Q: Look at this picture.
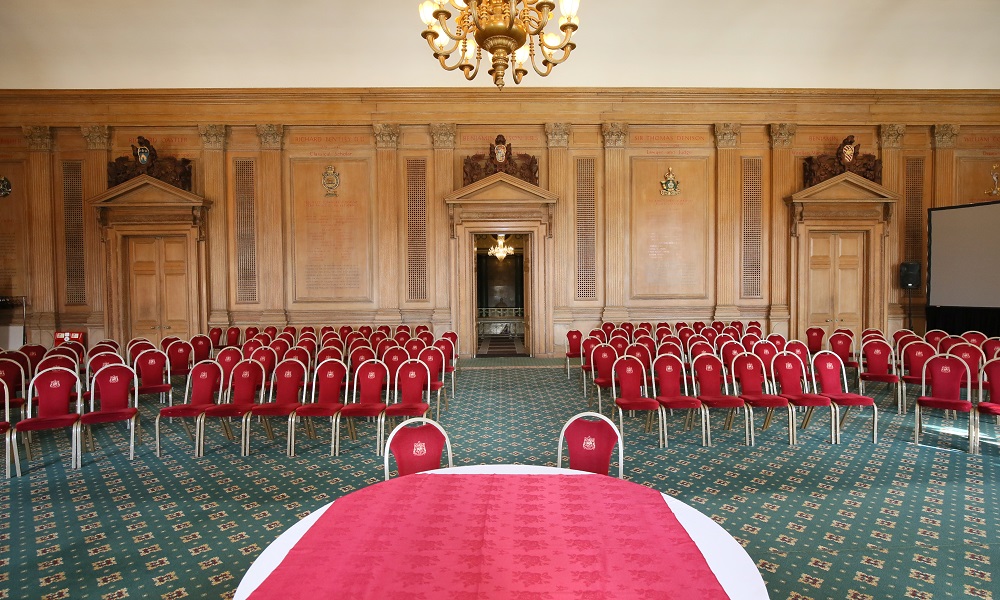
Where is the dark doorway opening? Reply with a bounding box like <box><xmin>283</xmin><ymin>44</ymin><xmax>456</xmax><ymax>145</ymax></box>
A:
<box><xmin>475</xmin><ymin>234</ymin><xmax>528</xmax><ymax>357</ymax></box>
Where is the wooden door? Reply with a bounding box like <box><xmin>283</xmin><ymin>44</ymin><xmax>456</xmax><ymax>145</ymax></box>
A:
<box><xmin>127</xmin><ymin>236</ymin><xmax>191</xmax><ymax>345</ymax></box>
<box><xmin>807</xmin><ymin>231</ymin><xmax>866</xmax><ymax>339</ymax></box>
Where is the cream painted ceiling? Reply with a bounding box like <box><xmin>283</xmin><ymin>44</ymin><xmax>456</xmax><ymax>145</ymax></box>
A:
<box><xmin>1</xmin><ymin>0</ymin><xmax>998</xmax><ymax>90</ymax></box>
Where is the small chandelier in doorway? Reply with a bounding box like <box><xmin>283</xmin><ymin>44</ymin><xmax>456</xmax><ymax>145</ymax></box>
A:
<box><xmin>488</xmin><ymin>234</ymin><xmax>513</xmax><ymax>261</ymax></box>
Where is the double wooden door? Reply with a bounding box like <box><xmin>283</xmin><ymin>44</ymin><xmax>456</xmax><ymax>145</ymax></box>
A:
<box><xmin>806</xmin><ymin>231</ymin><xmax>865</xmax><ymax>339</ymax></box>
<box><xmin>127</xmin><ymin>236</ymin><xmax>192</xmax><ymax>346</ymax></box>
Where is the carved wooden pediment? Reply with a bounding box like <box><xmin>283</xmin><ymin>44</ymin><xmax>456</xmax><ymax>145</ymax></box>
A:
<box><xmin>445</xmin><ymin>172</ymin><xmax>557</xmax><ymax>238</ymax></box>
<box><xmin>788</xmin><ymin>172</ymin><xmax>898</xmax><ymax>235</ymax></box>
<box><xmin>91</xmin><ymin>174</ymin><xmax>211</xmax><ymax>239</ymax></box>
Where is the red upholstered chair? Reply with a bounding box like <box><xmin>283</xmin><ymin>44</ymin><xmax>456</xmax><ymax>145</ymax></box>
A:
<box><xmin>250</xmin><ymin>346</ymin><xmax>279</xmax><ymax>391</ymax></box>
<box><xmin>255</xmin><ymin>332</ymin><xmax>273</xmax><ymax>346</ymax></box>
<box><xmin>416</xmin><ymin>331</ymin><xmax>435</xmax><ymax>346</ymax></box>
<box><xmin>434</xmin><ymin>337</ymin><xmax>457</xmax><ymax>398</ymax></box>
<box><xmin>241</xmin><ymin>338</ymin><xmax>262</xmax><ymax>359</ymax></box>
<box><xmin>16</xmin><ymin>366</ymin><xmax>82</xmax><ymax>471</ymax></box>
<box><xmin>403</xmin><ymin>337</ymin><xmax>426</xmax><ymax>360</ymax></box>
<box><xmin>348</xmin><ymin>346</ymin><xmax>376</xmax><ymax>381</ymax></box>
<box><xmin>924</xmin><ymin>329</ymin><xmax>948</xmax><ymax>350</ymax></box>
<box><xmin>828</xmin><ymin>332</ymin><xmax>859</xmax><ymax>389</ymax></box>
<box><xmin>80</xmin><ymin>364</ymin><xmax>140</xmax><ymax>461</ymax></box>
<box><xmin>223</xmin><ymin>326</ymin><xmax>241</xmax><ymax>347</ymax></box>
<box><xmin>285</xmin><ymin>346</ymin><xmax>312</xmax><ymax>378</ymax></box>
<box><xmin>900</xmin><ymin>340</ymin><xmax>935</xmax><ymax>407</ymax></box>
<box><xmin>418</xmin><ymin>345</ymin><xmax>449</xmax><ymax>420</ymax></box>
<box><xmin>36</xmin><ymin>355</ymin><xmax>78</xmax><ymax>382</ymax></box>
<box><xmin>292</xmin><ymin>358</ymin><xmax>348</xmax><ymax>456</ymax></box>
<box><xmin>718</xmin><ymin>341</ymin><xmax>743</xmax><ymax>384</ymax></box>
<box><xmin>154</xmin><ymin>360</ymin><xmax>222</xmax><ymax>457</ymax></box>
<box><xmin>335</xmin><ymin>359</ymin><xmax>389</xmax><ymax>456</ymax></box>
<box><xmin>962</xmin><ymin>330</ymin><xmax>988</xmax><ymax>346</ymax></box>
<box><xmin>375</xmin><ymin>339</ymin><xmax>398</xmax><ymax>360</ymax></box>
<box><xmin>383</xmin><ymin>417</ymin><xmax>453</xmax><ymax>480</ymax></box>
<box><xmin>565</xmin><ymin>330</ymin><xmax>584</xmax><ymax>379</ymax></box>
<box><xmin>653</xmin><ymin>326</ymin><xmax>672</xmax><ymax>342</ymax></box>
<box><xmin>262</xmin><ymin>325</ymin><xmax>278</xmax><ymax>338</ymax></box>
<box><xmin>805</xmin><ymin>327</ymin><xmax>825</xmax><ymax>354</ymax></box>
<box><xmin>948</xmin><ymin>342</ymin><xmax>986</xmax><ymax>396</ymax></box>
<box><xmin>188</xmin><ymin>335</ymin><xmax>212</xmax><ymax>365</ymax></box>
<box><xmin>765</xmin><ymin>333</ymin><xmax>787</xmax><ymax>352</ymax></box>
<box><xmin>213</xmin><ymin>347</ymin><xmax>242</xmax><ymax>394</ymax></box>
<box><xmin>381</xmin><ymin>359</ymin><xmax>433</xmax><ymax>454</ymax></box>
<box><xmin>395</xmin><ymin>324</ymin><xmax>412</xmax><ymax>336</ymax></box>
<box><xmin>691</xmin><ymin>321</ymin><xmax>706</xmax><ymax>334</ymax></box>
<box><xmin>197</xmin><ymin>359</ymin><xmax>264</xmax><ymax>457</ymax></box>
<box><xmin>973</xmin><ymin>357</ymin><xmax>1000</xmax><ymax>453</ymax></box>
<box><xmin>859</xmin><ymin>338</ymin><xmax>903</xmax><ymax>413</ymax></box>
<box><xmin>982</xmin><ymin>337</ymin><xmax>1000</xmax><ymax>361</ymax></box>
<box><xmin>728</xmin><ymin>321</ymin><xmax>745</xmax><ymax>336</ymax></box>
<box><xmin>619</xmin><ymin>322</ymin><xmax>636</xmax><ymax>340</ymax></box>
<box><xmin>590</xmin><ymin>343</ymin><xmax>618</xmax><ymax>414</ymax></box>
<box><xmin>812</xmin><ymin>350</ymin><xmax>878</xmax><ymax>443</ymax></box>
<box><xmin>244</xmin><ymin>325</ymin><xmax>261</xmax><ymax>340</ymax></box>
<box><xmin>751</xmin><ymin>341</ymin><xmax>779</xmax><ymax>390</ymax></box>
<box><xmin>608</xmin><ymin>336</ymin><xmax>629</xmax><ymax>360</ymax></box>
<box><xmin>712</xmin><ymin>333</ymin><xmax>735</xmax><ymax>352</ymax></box>
<box><xmin>740</xmin><ymin>334</ymin><xmax>761</xmax><ymax>353</ymax></box>
<box><xmin>93</xmin><ymin>339</ymin><xmax>121</xmax><ymax>353</ymax></box>
<box><xmin>126</xmin><ymin>339</ymin><xmax>155</xmax><ymax>365</ymax></box>
<box><xmin>82</xmin><ymin>351</ymin><xmax>125</xmax><ymax>406</ymax></box>
<box><xmin>46</xmin><ymin>345</ymin><xmax>81</xmax><ymax>365</ymax></box>
<box><xmin>392</xmin><ymin>331</ymin><xmax>410</xmax><ymax>346</ymax></box>
<box><xmin>914</xmin><ymin>354</ymin><xmax>973</xmax><ymax>452</ymax></box>
<box><xmin>338</xmin><ymin>325</ymin><xmax>354</xmax><ymax>339</ymax></box>
<box><xmin>157</xmin><ymin>336</ymin><xmax>179</xmax><ymax>353</ymax></box>
<box><xmin>414</xmin><ymin>325</ymin><xmax>430</xmax><ymax>335</ymax></box>
<box><xmin>771</xmin><ymin>351</ymin><xmax>836</xmax><ymax>444</ymax></box>
<box><xmin>580</xmin><ymin>337</ymin><xmax>601</xmax><ymax>397</ymax></box>
<box><xmin>892</xmin><ymin>329</ymin><xmax>915</xmax><ymax>346</ymax></box>
<box><xmin>208</xmin><ymin>327</ymin><xmax>223</xmax><ymax>350</ymax></box>
<box><xmin>383</xmin><ymin>346</ymin><xmax>410</xmax><ymax>394</ymax></box>
<box><xmin>557</xmin><ymin>412</ymin><xmax>623</xmax><ymax>478</ymax></box>
<box><xmin>938</xmin><ymin>335</ymin><xmax>966</xmax><ymax>355</ymax></box>
<box><xmin>1</xmin><ymin>379</ymin><xmax>22</xmax><ymax>477</ymax></box>
<box><xmin>247</xmin><ymin>357</ymin><xmax>308</xmax><ymax>456</ymax></box>
<box><xmin>611</xmin><ymin>355</ymin><xmax>663</xmax><ymax>447</ymax></box>
<box><xmin>588</xmin><ymin>328</ymin><xmax>607</xmax><ymax>343</ymax></box>
<box><xmin>745</xmin><ymin>326</ymin><xmax>763</xmax><ymax>338</ymax></box>
<box><xmin>651</xmin><ymin>354</ymin><xmax>704</xmax><ymax>446</ymax></box>
<box><xmin>269</xmin><ymin>338</ymin><xmax>290</xmax><ymax>362</ymax></box>
<box><xmin>600</xmin><ymin>322</ymin><xmax>616</xmax><ymax>338</ymax></box>
<box><xmin>656</xmin><ymin>341</ymin><xmax>682</xmax><ymax>359</ymax></box>
<box><xmin>19</xmin><ymin>344</ymin><xmax>47</xmax><ymax>377</ymax></box>
<box><xmin>691</xmin><ymin>354</ymin><xmax>746</xmax><ymax>447</ymax></box>
<box><xmin>731</xmin><ymin>353</ymin><xmax>793</xmax><ymax>446</ymax></box>
<box><xmin>134</xmin><ymin>348</ymin><xmax>173</xmax><ymax>405</ymax></box>
<box><xmin>0</xmin><ymin>358</ymin><xmax>27</xmax><ymax>423</ymax></box>
<box><xmin>282</xmin><ymin>325</ymin><xmax>298</xmax><ymax>338</ymax></box>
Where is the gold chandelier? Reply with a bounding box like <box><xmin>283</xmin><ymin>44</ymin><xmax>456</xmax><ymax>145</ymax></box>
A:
<box><xmin>488</xmin><ymin>234</ymin><xmax>513</xmax><ymax>260</ymax></box>
<box><xmin>418</xmin><ymin>0</ymin><xmax>580</xmax><ymax>90</ymax></box>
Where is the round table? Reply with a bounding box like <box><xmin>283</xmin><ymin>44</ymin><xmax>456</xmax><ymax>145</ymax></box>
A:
<box><xmin>235</xmin><ymin>465</ymin><xmax>769</xmax><ymax>599</ymax></box>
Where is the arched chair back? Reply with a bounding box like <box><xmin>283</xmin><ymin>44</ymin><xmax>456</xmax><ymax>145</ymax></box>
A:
<box><xmin>159</xmin><ymin>336</ymin><xmax>180</xmax><ymax>352</ymax></box>
<box><xmin>805</xmin><ymin>327</ymin><xmax>825</xmax><ymax>354</ymax></box>
<box><xmin>241</xmin><ymin>338</ymin><xmax>263</xmax><ymax>359</ymax></box>
<box><xmin>403</xmin><ymin>337</ymin><xmax>426</xmax><ymax>359</ymax></box>
<box><xmin>262</xmin><ymin>325</ymin><xmax>278</xmax><ymax>338</ymax></box>
<box><xmin>396</xmin><ymin>324</ymin><xmax>412</xmax><ymax>336</ymax></box>
<box><xmin>19</xmin><ymin>344</ymin><xmax>47</xmax><ymax>376</ymax></box>
<box><xmin>82</xmin><ymin>364</ymin><xmax>140</xmax><ymax>459</ymax></box>
<box><xmin>924</xmin><ymin>329</ymin><xmax>948</xmax><ymax>350</ymax></box>
<box><xmin>17</xmin><ymin>366</ymin><xmax>82</xmax><ymax>470</ymax></box>
<box><xmin>269</xmin><ymin>338</ymin><xmax>291</xmax><ymax>361</ymax></box>
<box><xmin>784</xmin><ymin>341</ymin><xmax>815</xmax><ymax>375</ymax></box>
<box><xmin>600</xmin><ymin>322</ymin><xmax>616</xmax><ymax>337</ymax></box>
<box><xmin>765</xmin><ymin>333</ymin><xmax>786</xmax><ymax>352</ymax></box>
<box><xmin>565</xmin><ymin>330</ymin><xmax>584</xmax><ymax>378</ymax></box>
<box><xmin>948</xmin><ymin>343</ymin><xmax>986</xmax><ymax>389</ymax></box>
<box><xmin>224</xmin><ymin>326</ymin><xmax>242</xmax><ymax>347</ymax></box>
<box><xmin>383</xmin><ymin>417</ymin><xmax>453</xmax><ymax>480</ymax></box>
<box><xmin>416</xmin><ymin>331</ymin><xmax>435</xmax><ymax>346</ymax></box>
<box><xmin>984</xmin><ymin>337</ymin><xmax>1000</xmax><ymax>361</ymax></box>
<box><xmin>249</xmin><ymin>346</ymin><xmax>279</xmax><ymax>383</ymax></box>
<box><xmin>556</xmin><ymin>411</ymin><xmax>623</xmax><ymax>478</ymax></box>
<box><xmin>700</xmin><ymin>327</ymin><xmax>718</xmax><ymax>346</ymax></box>
<box><xmin>215</xmin><ymin>347</ymin><xmax>243</xmax><ymax>394</ymax></box>
<box><xmin>938</xmin><ymin>335</ymin><xmax>966</xmax><ymax>354</ymax></box>
<box><xmin>37</xmin><ymin>354</ymin><xmax>77</xmax><ymax>375</ymax></box>
<box><xmin>962</xmin><ymin>330</ymin><xmax>988</xmax><ymax>346</ymax></box>
<box><xmin>393</xmin><ymin>331</ymin><xmax>411</xmax><ymax>346</ymax></box>
<box><xmin>208</xmin><ymin>327</ymin><xmax>223</xmax><ymax>349</ymax></box>
<box><xmin>285</xmin><ymin>347</ymin><xmax>311</xmax><ymax>375</ymax></box>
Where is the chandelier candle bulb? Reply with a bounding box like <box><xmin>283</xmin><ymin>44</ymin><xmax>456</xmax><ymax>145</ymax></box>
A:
<box><xmin>419</xmin><ymin>0</ymin><xmax>579</xmax><ymax>89</ymax></box>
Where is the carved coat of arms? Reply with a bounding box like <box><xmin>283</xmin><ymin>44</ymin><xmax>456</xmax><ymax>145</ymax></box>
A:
<box><xmin>322</xmin><ymin>165</ymin><xmax>341</xmax><ymax>197</ymax></box>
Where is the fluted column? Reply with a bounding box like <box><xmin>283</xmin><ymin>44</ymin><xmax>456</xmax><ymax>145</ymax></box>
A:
<box><xmin>714</xmin><ymin>123</ymin><xmax>742</xmax><ymax>321</ymax></box>
<box><xmin>768</xmin><ymin>123</ymin><xmax>796</xmax><ymax>337</ymax></box>
<box><xmin>81</xmin><ymin>126</ymin><xmax>109</xmax><ymax>336</ymax></box>
<box><xmin>199</xmin><ymin>125</ymin><xmax>230</xmax><ymax>328</ymax></box>
<box><xmin>430</xmin><ymin>123</ymin><xmax>455</xmax><ymax>333</ymax></box>
<box><xmin>255</xmin><ymin>124</ymin><xmax>286</xmax><ymax>326</ymax></box>
<box><xmin>23</xmin><ymin>126</ymin><xmax>57</xmax><ymax>342</ymax></box>
<box><xmin>546</xmin><ymin>123</ymin><xmax>570</xmax><ymax>309</ymax></box>
<box><xmin>601</xmin><ymin>123</ymin><xmax>629</xmax><ymax>323</ymax></box>
<box><xmin>374</xmin><ymin>124</ymin><xmax>401</xmax><ymax>324</ymax></box>
<box><xmin>933</xmin><ymin>125</ymin><xmax>959</xmax><ymax>208</ymax></box>
<box><xmin>880</xmin><ymin>124</ymin><xmax>906</xmax><ymax>330</ymax></box>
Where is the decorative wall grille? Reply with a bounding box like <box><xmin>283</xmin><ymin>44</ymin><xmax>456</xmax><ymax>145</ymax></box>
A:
<box><xmin>62</xmin><ymin>161</ymin><xmax>86</xmax><ymax>305</ymax></box>
<box><xmin>741</xmin><ymin>156</ymin><xmax>763</xmax><ymax>299</ymax></box>
<box><xmin>233</xmin><ymin>158</ymin><xmax>259</xmax><ymax>303</ymax></box>
<box><xmin>575</xmin><ymin>157</ymin><xmax>597</xmax><ymax>300</ymax></box>
<box><xmin>406</xmin><ymin>159</ymin><xmax>428</xmax><ymax>301</ymax></box>
<box><xmin>904</xmin><ymin>157</ymin><xmax>926</xmax><ymax>262</ymax></box>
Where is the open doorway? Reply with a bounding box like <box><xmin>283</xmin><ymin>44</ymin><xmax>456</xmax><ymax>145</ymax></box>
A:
<box><xmin>474</xmin><ymin>233</ymin><xmax>529</xmax><ymax>357</ymax></box>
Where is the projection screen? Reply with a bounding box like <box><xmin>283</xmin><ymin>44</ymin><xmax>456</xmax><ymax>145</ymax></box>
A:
<box><xmin>927</xmin><ymin>200</ymin><xmax>1000</xmax><ymax>308</ymax></box>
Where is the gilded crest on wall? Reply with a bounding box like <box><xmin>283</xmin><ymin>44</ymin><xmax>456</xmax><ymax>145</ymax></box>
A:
<box><xmin>463</xmin><ymin>134</ymin><xmax>539</xmax><ymax>186</ymax></box>
<box><xmin>660</xmin><ymin>168</ymin><xmax>680</xmax><ymax>196</ymax></box>
<box><xmin>322</xmin><ymin>165</ymin><xmax>341</xmax><ymax>197</ymax></box>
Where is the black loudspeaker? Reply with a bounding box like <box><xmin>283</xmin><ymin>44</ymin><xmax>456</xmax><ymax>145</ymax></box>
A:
<box><xmin>899</xmin><ymin>261</ymin><xmax>921</xmax><ymax>289</ymax></box>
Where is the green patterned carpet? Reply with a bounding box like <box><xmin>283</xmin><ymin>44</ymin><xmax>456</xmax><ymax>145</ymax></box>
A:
<box><xmin>2</xmin><ymin>358</ymin><xmax>997</xmax><ymax>599</ymax></box>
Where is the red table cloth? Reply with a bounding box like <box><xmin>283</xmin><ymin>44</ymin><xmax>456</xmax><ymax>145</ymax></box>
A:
<box><xmin>249</xmin><ymin>473</ymin><xmax>729</xmax><ymax>599</ymax></box>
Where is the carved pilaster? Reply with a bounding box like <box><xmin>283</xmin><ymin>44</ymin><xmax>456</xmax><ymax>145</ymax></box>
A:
<box><xmin>714</xmin><ymin>123</ymin><xmax>741</xmax><ymax>149</ymax></box>
<box><xmin>769</xmin><ymin>123</ymin><xmax>797</xmax><ymax>149</ymax></box>
<box><xmin>81</xmin><ymin>126</ymin><xmax>110</xmax><ymax>151</ymax></box>
<box><xmin>933</xmin><ymin>124</ymin><xmax>959</xmax><ymax>149</ymax></box>
<box><xmin>373</xmin><ymin>124</ymin><xmax>401</xmax><ymax>149</ymax></box>
<box><xmin>256</xmin><ymin>124</ymin><xmax>284</xmax><ymax>150</ymax></box>
<box><xmin>880</xmin><ymin>124</ymin><xmax>906</xmax><ymax>149</ymax></box>
<box><xmin>430</xmin><ymin>123</ymin><xmax>456</xmax><ymax>149</ymax></box>
<box><xmin>601</xmin><ymin>123</ymin><xmax>628</xmax><ymax>148</ymax></box>
<box><xmin>545</xmin><ymin>123</ymin><xmax>570</xmax><ymax>148</ymax></box>
<box><xmin>23</xmin><ymin>126</ymin><xmax>53</xmax><ymax>151</ymax></box>
<box><xmin>199</xmin><ymin>124</ymin><xmax>228</xmax><ymax>151</ymax></box>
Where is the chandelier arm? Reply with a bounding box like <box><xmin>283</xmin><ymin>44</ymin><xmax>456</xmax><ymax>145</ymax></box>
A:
<box><xmin>528</xmin><ymin>50</ymin><xmax>555</xmax><ymax>77</ymax></box>
<box><xmin>432</xmin><ymin>13</ymin><xmax>473</xmax><ymax>42</ymax></box>
<box><xmin>537</xmin><ymin>24</ymin><xmax>576</xmax><ymax>50</ymax></box>
<box><xmin>536</xmin><ymin>43</ymin><xmax>574</xmax><ymax>68</ymax></box>
<box><xmin>519</xmin><ymin>4</ymin><xmax>552</xmax><ymax>36</ymax></box>
<box><xmin>424</xmin><ymin>32</ymin><xmax>465</xmax><ymax>58</ymax></box>
<box><xmin>436</xmin><ymin>51</ymin><xmax>481</xmax><ymax>76</ymax></box>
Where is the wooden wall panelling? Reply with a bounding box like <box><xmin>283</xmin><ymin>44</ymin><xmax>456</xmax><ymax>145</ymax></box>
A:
<box><xmin>601</xmin><ymin>123</ymin><xmax>629</xmax><ymax>324</ymax></box>
<box><xmin>81</xmin><ymin>126</ymin><xmax>110</xmax><ymax>342</ymax></box>
<box><xmin>769</xmin><ymin>123</ymin><xmax>797</xmax><ymax>337</ymax></box>
<box><xmin>879</xmin><ymin>124</ymin><xmax>906</xmax><ymax>334</ymax></box>
<box><xmin>22</xmin><ymin>126</ymin><xmax>57</xmax><ymax>344</ymax></box>
<box><xmin>932</xmin><ymin>124</ymin><xmax>960</xmax><ymax>208</ymax></box>
<box><xmin>713</xmin><ymin>123</ymin><xmax>741</xmax><ymax>322</ymax></box>
<box><xmin>373</xmin><ymin>124</ymin><xmax>401</xmax><ymax>325</ymax></box>
<box><xmin>545</xmin><ymin>122</ymin><xmax>572</xmax><ymax>346</ymax></box>
<box><xmin>628</xmin><ymin>156</ymin><xmax>711</xmax><ymax>302</ymax></box>
<box><xmin>430</xmin><ymin>124</ymin><xmax>456</xmax><ymax>334</ymax></box>
<box><xmin>288</xmin><ymin>158</ymin><xmax>374</xmax><ymax>304</ymax></box>
<box><xmin>255</xmin><ymin>124</ymin><xmax>286</xmax><ymax>327</ymax></box>
<box><xmin>199</xmin><ymin>124</ymin><xmax>230</xmax><ymax>329</ymax></box>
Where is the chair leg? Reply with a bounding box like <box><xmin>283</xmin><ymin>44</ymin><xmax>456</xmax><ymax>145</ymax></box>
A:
<box><xmin>155</xmin><ymin>414</ymin><xmax>163</xmax><ymax>457</ymax></box>
<box><xmin>787</xmin><ymin>405</ymin><xmax>796</xmax><ymax>445</ymax></box>
<box><xmin>914</xmin><ymin>404</ymin><xmax>921</xmax><ymax>444</ymax></box>
<box><xmin>744</xmin><ymin>406</ymin><xmax>754</xmax><ymax>446</ymax></box>
<box><xmin>241</xmin><ymin>414</ymin><xmax>252</xmax><ymax>456</ymax></box>
<box><xmin>129</xmin><ymin>416</ymin><xmax>136</xmax><ymax>460</ymax></box>
<box><xmin>704</xmin><ymin>408</ymin><xmax>713</xmax><ymax>447</ymax></box>
<box><xmin>332</xmin><ymin>414</ymin><xmax>341</xmax><ymax>456</ymax></box>
<box><xmin>662</xmin><ymin>407</ymin><xmax>669</xmax><ymax>448</ymax></box>
<box><xmin>871</xmin><ymin>404</ymin><xmax>878</xmax><ymax>444</ymax></box>
<box><xmin>287</xmin><ymin>413</ymin><xmax>296</xmax><ymax>457</ymax></box>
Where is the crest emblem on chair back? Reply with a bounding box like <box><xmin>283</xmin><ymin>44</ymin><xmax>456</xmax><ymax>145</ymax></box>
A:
<box><xmin>923</xmin><ymin>355</ymin><xmax>968</xmax><ymax>400</ymax></box>
<box><xmin>393</xmin><ymin>331</ymin><xmax>411</xmax><ymax>345</ymax></box>
<box><xmin>609</xmin><ymin>337</ymin><xmax>629</xmax><ymax>357</ymax></box>
<box><xmin>250</xmin><ymin>347</ymin><xmax>278</xmax><ymax>380</ymax></box>
<box><xmin>903</xmin><ymin>341</ymin><xmax>935</xmax><ymax>377</ymax></box>
<box><xmin>338</xmin><ymin>325</ymin><xmax>353</xmax><ymax>339</ymax></box>
<box><xmin>765</xmin><ymin>334</ymin><xmax>786</xmax><ymax>352</ymax></box>
<box><xmin>191</xmin><ymin>335</ymin><xmax>213</xmax><ymax>363</ymax></box>
<box><xmin>581</xmin><ymin>337</ymin><xmax>600</xmax><ymax>368</ymax></box>
<box><xmin>924</xmin><ymin>329</ymin><xmax>947</xmax><ymax>349</ymax></box>
<box><xmin>772</xmin><ymin>352</ymin><xmax>808</xmax><ymax>394</ymax></box>
<box><xmin>559</xmin><ymin>412</ymin><xmax>622</xmax><ymax>478</ymax></box>
<box><xmin>592</xmin><ymin>345</ymin><xmax>617</xmax><ymax>381</ymax></box>
<box><xmin>752</xmin><ymin>341</ymin><xmax>778</xmax><ymax>376</ymax></box>
<box><xmin>962</xmin><ymin>331</ymin><xmax>987</xmax><ymax>346</ymax></box>
<box><xmin>224</xmin><ymin>326</ymin><xmax>241</xmax><ymax>347</ymax></box>
<box><xmin>939</xmin><ymin>336</ymin><xmax>965</xmax><ymax>354</ymax></box>
<box><xmin>600</xmin><ymin>322</ymin><xmax>616</xmax><ymax>337</ymax></box>
<box><xmin>740</xmin><ymin>335</ymin><xmax>760</xmax><ymax>352</ymax></box>
<box><xmin>384</xmin><ymin>418</ymin><xmax>452</xmax><ymax>479</ymax></box>
<box><xmin>38</xmin><ymin>354</ymin><xmax>76</xmax><ymax>374</ymax></box>
<box><xmin>862</xmin><ymin>339</ymin><xmax>894</xmax><ymax>375</ymax></box>
<box><xmin>241</xmin><ymin>339</ymin><xmax>262</xmax><ymax>359</ymax></box>
<box><xmin>263</xmin><ymin>326</ymin><xmax>278</xmax><ymax>338</ymax></box>
<box><xmin>404</xmin><ymin>338</ymin><xmax>426</xmax><ymax>359</ymax></box>
<box><xmin>215</xmin><ymin>348</ymin><xmax>242</xmax><ymax>389</ymax></box>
